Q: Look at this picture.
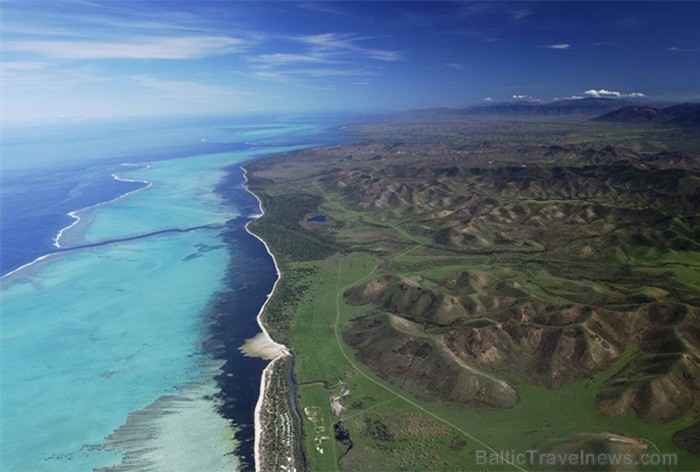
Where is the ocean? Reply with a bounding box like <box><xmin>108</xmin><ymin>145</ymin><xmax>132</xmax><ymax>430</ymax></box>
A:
<box><xmin>0</xmin><ymin>114</ymin><xmax>357</xmax><ymax>470</ymax></box>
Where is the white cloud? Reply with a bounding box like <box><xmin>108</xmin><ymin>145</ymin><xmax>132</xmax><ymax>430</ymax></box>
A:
<box><xmin>510</xmin><ymin>9</ymin><xmax>531</xmax><ymax>21</ymax></box>
<box><xmin>541</xmin><ymin>43</ymin><xmax>571</xmax><ymax>49</ymax></box>
<box><xmin>512</xmin><ymin>94</ymin><xmax>530</xmax><ymax>99</ymax></box>
<box><xmin>466</xmin><ymin>3</ymin><xmax>531</xmax><ymax>23</ymax></box>
<box><xmin>583</xmin><ymin>89</ymin><xmax>645</xmax><ymax>98</ymax></box>
<box><xmin>0</xmin><ymin>61</ymin><xmax>47</xmax><ymax>71</ymax></box>
<box><xmin>0</xmin><ymin>61</ymin><xmax>113</xmax><ymax>91</ymax></box>
<box><xmin>251</xmin><ymin>53</ymin><xmax>338</xmax><ymax>66</ymax></box>
<box><xmin>0</xmin><ymin>2</ymin><xmax>228</xmax><ymax>37</ymax></box>
<box><xmin>583</xmin><ymin>89</ymin><xmax>622</xmax><ymax>98</ymax></box>
<box><xmin>131</xmin><ymin>76</ymin><xmax>260</xmax><ymax>101</ymax></box>
<box><xmin>556</xmin><ymin>89</ymin><xmax>646</xmax><ymax>100</ymax></box>
<box><xmin>295</xmin><ymin>3</ymin><xmax>348</xmax><ymax>16</ymax></box>
<box><xmin>304</xmin><ymin>68</ymin><xmax>375</xmax><ymax>77</ymax></box>
<box><xmin>245</xmin><ymin>32</ymin><xmax>401</xmax><ymax>88</ymax></box>
<box><xmin>669</xmin><ymin>46</ymin><xmax>700</xmax><ymax>52</ymax></box>
<box><xmin>250</xmin><ymin>66</ymin><xmax>374</xmax><ymax>86</ymax></box>
<box><xmin>483</xmin><ymin>97</ymin><xmax>492</xmax><ymax>102</ymax></box>
<box><xmin>365</xmin><ymin>49</ymin><xmax>403</xmax><ymax>62</ymax></box>
<box><xmin>3</xmin><ymin>36</ymin><xmax>247</xmax><ymax>60</ymax></box>
<box><xmin>0</xmin><ymin>61</ymin><xmax>49</xmax><ymax>84</ymax></box>
<box><xmin>295</xmin><ymin>33</ymin><xmax>403</xmax><ymax>62</ymax></box>
<box><xmin>559</xmin><ymin>95</ymin><xmax>585</xmax><ymax>100</ymax></box>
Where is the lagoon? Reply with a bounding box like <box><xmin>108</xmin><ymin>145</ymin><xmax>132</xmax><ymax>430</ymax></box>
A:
<box><xmin>0</xmin><ymin>115</ymin><xmax>353</xmax><ymax>470</ymax></box>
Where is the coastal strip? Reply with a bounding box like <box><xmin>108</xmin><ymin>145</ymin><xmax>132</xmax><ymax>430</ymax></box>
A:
<box><xmin>241</xmin><ymin>167</ymin><xmax>299</xmax><ymax>472</ymax></box>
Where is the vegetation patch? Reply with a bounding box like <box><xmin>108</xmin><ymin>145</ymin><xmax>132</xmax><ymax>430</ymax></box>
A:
<box><xmin>246</xmin><ymin>116</ymin><xmax>700</xmax><ymax>470</ymax></box>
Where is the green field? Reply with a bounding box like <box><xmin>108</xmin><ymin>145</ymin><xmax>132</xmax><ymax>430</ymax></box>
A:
<box><xmin>286</xmin><ymin>219</ymin><xmax>697</xmax><ymax>472</ymax></box>
<box><xmin>246</xmin><ymin>117</ymin><xmax>699</xmax><ymax>471</ymax></box>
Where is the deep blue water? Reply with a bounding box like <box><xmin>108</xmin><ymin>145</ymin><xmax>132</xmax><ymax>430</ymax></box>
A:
<box><xmin>0</xmin><ymin>113</ymin><xmax>362</xmax><ymax>470</ymax></box>
<box><xmin>0</xmin><ymin>164</ymin><xmax>144</xmax><ymax>274</ymax></box>
<box><xmin>307</xmin><ymin>214</ymin><xmax>328</xmax><ymax>223</ymax></box>
<box><xmin>0</xmin><ymin>113</ymin><xmax>362</xmax><ymax>276</ymax></box>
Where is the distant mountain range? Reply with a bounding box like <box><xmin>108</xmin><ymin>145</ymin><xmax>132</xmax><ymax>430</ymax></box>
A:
<box><xmin>410</xmin><ymin>98</ymin><xmax>642</xmax><ymax>117</ymax></box>
<box><xmin>593</xmin><ymin>103</ymin><xmax>700</xmax><ymax>128</ymax></box>
<box><xmin>403</xmin><ymin>98</ymin><xmax>700</xmax><ymax>129</ymax></box>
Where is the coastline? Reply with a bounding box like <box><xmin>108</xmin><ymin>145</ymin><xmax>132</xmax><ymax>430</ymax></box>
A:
<box><xmin>3</xmin><ymin>157</ymin><xmax>301</xmax><ymax>470</ymax></box>
<box><xmin>240</xmin><ymin>166</ymin><xmax>293</xmax><ymax>471</ymax></box>
<box><xmin>2</xmin><ymin>120</ymin><xmax>353</xmax><ymax>470</ymax></box>
<box><xmin>1</xmin><ymin>157</ymin><xmax>238</xmax><ymax>470</ymax></box>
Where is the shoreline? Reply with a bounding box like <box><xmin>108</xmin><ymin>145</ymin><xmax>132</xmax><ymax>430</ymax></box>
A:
<box><xmin>2</xmin><ymin>157</ymin><xmax>242</xmax><ymax>471</ymax></box>
<box><xmin>240</xmin><ymin>166</ymin><xmax>292</xmax><ymax>471</ymax></box>
<box><xmin>4</xmin><ymin>159</ymin><xmax>297</xmax><ymax>469</ymax></box>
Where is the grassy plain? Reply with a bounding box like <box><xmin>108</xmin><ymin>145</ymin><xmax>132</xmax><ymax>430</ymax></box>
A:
<box><xmin>245</xmin><ymin>117</ymin><xmax>699</xmax><ymax>471</ymax></box>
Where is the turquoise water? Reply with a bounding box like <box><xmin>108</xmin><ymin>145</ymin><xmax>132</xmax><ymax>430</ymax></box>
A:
<box><xmin>0</xmin><ymin>119</ymin><xmax>324</xmax><ymax>470</ymax></box>
<box><xmin>64</xmin><ymin>125</ymin><xmax>316</xmax><ymax>246</ymax></box>
<box><xmin>1</xmin><ymin>231</ymin><xmax>228</xmax><ymax>470</ymax></box>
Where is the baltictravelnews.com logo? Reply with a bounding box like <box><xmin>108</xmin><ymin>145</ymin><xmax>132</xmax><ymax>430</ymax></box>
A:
<box><xmin>475</xmin><ymin>449</ymin><xmax>678</xmax><ymax>468</ymax></box>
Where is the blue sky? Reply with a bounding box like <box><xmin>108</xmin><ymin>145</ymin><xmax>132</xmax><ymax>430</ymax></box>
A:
<box><xmin>1</xmin><ymin>1</ymin><xmax>699</xmax><ymax>121</ymax></box>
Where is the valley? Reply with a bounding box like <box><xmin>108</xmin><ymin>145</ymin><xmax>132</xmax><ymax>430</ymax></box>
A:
<box><xmin>244</xmin><ymin>116</ymin><xmax>700</xmax><ymax>471</ymax></box>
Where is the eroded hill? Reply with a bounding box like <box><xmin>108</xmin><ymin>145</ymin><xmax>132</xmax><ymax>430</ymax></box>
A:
<box><xmin>245</xmin><ymin>117</ymin><xmax>700</xmax><ymax>469</ymax></box>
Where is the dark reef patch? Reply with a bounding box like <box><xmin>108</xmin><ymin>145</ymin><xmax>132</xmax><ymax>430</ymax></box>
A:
<box><xmin>203</xmin><ymin>165</ymin><xmax>278</xmax><ymax>471</ymax></box>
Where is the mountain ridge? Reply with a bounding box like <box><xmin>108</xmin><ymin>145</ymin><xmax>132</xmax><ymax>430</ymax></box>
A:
<box><xmin>594</xmin><ymin>103</ymin><xmax>700</xmax><ymax>128</ymax></box>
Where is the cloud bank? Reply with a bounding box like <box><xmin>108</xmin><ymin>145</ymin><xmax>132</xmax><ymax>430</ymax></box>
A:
<box><xmin>3</xmin><ymin>36</ymin><xmax>247</xmax><ymax>60</ymax></box>
<box><xmin>582</xmin><ymin>89</ymin><xmax>645</xmax><ymax>98</ymax></box>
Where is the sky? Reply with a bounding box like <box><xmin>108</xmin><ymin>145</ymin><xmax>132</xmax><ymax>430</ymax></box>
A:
<box><xmin>1</xmin><ymin>1</ymin><xmax>699</xmax><ymax>121</ymax></box>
